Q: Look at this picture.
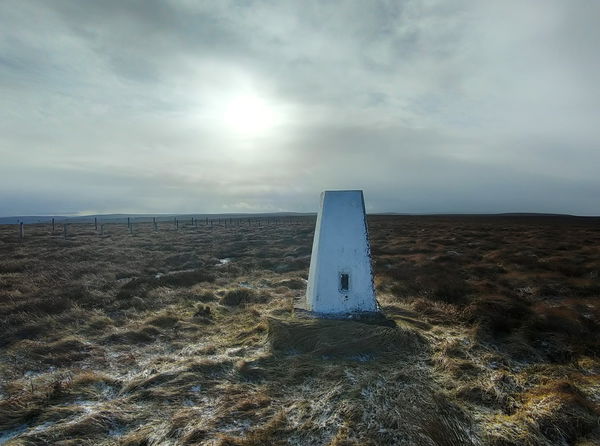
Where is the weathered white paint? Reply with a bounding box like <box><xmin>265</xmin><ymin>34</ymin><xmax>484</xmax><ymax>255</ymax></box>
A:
<box><xmin>306</xmin><ymin>190</ymin><xmax>378</xmax><ymax>314</ymax></box>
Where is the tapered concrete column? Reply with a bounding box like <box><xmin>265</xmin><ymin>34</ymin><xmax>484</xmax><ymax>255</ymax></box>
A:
<box><xmin>306</xmin><ymin>190</ymin><xmax>377</xmax><ymax>314</ymax></box>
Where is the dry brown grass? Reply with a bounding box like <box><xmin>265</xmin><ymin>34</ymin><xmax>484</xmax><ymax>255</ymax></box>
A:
<box><xmin>0</xmin><ymin>215</ymin><xmax>599</xmax><ymax>444</ymax></box>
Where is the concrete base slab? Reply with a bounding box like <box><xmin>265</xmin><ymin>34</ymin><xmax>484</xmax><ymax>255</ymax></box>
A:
<box><xmin>293</xmin><ymin>303</ymin><xmax>395</xmax><ymax>327</ymax></box>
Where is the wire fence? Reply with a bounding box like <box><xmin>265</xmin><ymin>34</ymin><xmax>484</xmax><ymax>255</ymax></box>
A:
<box><xmin>9</xmin><ymin>215</ymin><xmax>317</xmax><ymax>242</ymax></box>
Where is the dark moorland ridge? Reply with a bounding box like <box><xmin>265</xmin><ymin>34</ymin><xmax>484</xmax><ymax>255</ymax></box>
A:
<box><xmin>0</xmin><ymin>215</ymin><xmax>598</xmax><ymax>445</ymax></box>
<box><xmin>2</xmin><ymin>212</ymin><xmax>599</xmax><ymax>225</ymax></box>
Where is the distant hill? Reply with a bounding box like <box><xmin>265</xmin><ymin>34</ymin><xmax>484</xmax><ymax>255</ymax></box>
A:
<box><xmin>3</xmin><ymin>212</ymin><xmax>599</xmax><ymax>225</ymax></box>
<box><xmin>371</xmin><ymin>212</ymin><xmax>600</xmax><ymax>218</ymax></box>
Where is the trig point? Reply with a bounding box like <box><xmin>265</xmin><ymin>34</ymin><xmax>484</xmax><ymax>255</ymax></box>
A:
<box><xmin>305</xmin><ymin>190</ymin><xmax>378</xmax><ymax>314</ymax></box>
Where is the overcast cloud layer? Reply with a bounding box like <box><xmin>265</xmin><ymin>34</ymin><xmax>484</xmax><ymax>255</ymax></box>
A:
<box><xmin>1</xmin><ymin>0</ymin><xmax>599</xmax><ymax>216</ymax></box>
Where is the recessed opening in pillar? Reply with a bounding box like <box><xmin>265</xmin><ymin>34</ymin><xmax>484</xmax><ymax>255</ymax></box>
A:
<box><xmin>340</xmin><ymin>273</ymin><xmax>349</xmax><ymax>291</ymax></box>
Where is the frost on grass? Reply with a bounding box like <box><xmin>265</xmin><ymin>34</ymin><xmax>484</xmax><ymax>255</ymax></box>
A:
<box><xmin>0</xmin><ymin>216</ymin><xmax>599</xmax><ymax>445</ymax></box>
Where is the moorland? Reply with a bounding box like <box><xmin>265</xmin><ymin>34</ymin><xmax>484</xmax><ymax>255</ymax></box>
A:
<box><xmin>0</xmin><ymin>215</ymin><xmax>599</xmax><ymax>445</ymax></box>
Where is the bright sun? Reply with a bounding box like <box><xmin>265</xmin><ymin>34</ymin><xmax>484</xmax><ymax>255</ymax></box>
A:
<box><xmin>223</xmin><ymin>93</ymin><xmax>278</xmax><ymax>137</ymax></box>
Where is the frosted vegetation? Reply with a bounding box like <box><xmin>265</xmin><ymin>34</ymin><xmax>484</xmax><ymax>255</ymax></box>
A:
<box><xmin>0</xmin><ymin>216</ymin><xmax>598</xmax><ymax>445</ymax></box>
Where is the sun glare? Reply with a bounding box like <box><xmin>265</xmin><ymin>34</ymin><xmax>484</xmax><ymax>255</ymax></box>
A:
<box><xmin>222</xmin><ymin>92</ymin><xmax>279</xmax><ymax>137</ymax></box>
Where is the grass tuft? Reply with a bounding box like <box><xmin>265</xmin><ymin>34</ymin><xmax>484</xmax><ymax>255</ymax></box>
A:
<box><xmin>221</xmin><ymin>288</ymin><xmax>270</xmax><ymax>306</ymax></box>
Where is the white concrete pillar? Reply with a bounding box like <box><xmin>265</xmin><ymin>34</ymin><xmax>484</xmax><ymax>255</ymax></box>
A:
<box><xmin>306</xmin><ymin>190</ymin><xmax>377</xmax><ymax>314</ymax></box>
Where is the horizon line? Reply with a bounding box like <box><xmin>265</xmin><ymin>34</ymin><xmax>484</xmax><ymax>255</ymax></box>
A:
<box><xmin>2</xmin><ymin>211</ymin><xmax>600</xmax><ymax>221</ymax></box>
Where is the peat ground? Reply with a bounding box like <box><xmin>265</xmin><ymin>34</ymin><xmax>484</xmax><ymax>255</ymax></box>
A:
<box><xmin>0</xmin><ymin>215</ymin><xmax>599</xmax><ymax>445</ymax></box>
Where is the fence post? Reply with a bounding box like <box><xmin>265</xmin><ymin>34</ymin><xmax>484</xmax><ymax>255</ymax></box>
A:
<box><xmin>52</xmin><ymin>217</ymin><xmax>55</xmax><ymax>233</ymax></box>
<box><xmin>153</xmin><ymin>217</ymin><xmax>158</xmax><ymax>231</ymax></box>
<box><xmin>19</xmin><ymin>222</ymin><xmax>24</xmax><ymax>241</ymax></box>
<box><xmin>127</xmin><ymin>217</ymin><xmax>130</xmax><ymax>230</ymax></box>
<box><xmin>94</xmin><ymin>217</ymin><xmax>97</xmax><ymax>230</ymax></box>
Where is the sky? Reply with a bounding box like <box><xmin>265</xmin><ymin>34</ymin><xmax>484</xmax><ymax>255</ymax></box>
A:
<box><xmin>1</xmin><ymin>0</ymin><xmax>599</xmax><ymax>216</ymax></box>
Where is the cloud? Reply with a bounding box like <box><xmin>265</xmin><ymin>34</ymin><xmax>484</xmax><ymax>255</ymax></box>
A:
<box><xmin>1</xmin><ymin>0</ymin><xmax>599</xmax><ymax>215</ymax></box>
